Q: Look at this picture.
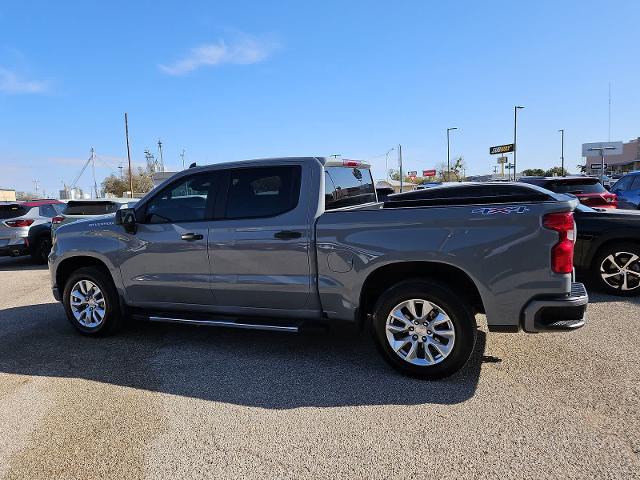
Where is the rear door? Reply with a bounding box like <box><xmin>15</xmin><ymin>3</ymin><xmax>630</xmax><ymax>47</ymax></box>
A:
<box><xmin>207</xmin><ymin>164</ymin><xmax>314</xmax><ymax>312</ymax></box>
<box><xmin>120</xmin><ymin>171</ymin><xmax>221</xmax><ymax>306</ymax></box>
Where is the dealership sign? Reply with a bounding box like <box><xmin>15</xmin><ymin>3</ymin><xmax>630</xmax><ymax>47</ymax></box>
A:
<box><xmin>490</xmin><ymin>144</ymin><xmax>515</xmax><ymax>155</ymax></box>
<box><xmin>582</xmin><ymin>142</ymin><xmax>623</xmax><ymax>157</ymax></box>
<box><xmin>423</xmin><ymin>169</ymin><xmax>436</xmax><ymax>177</ymax></box>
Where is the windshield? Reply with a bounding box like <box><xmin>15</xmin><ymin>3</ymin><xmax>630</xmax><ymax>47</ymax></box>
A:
<box><xmin>324</xmin><ymin>166</ymin><xmax>376</xmax><ymax>210</ymax></box>
<box><xmin>0</xmin><ymin>204</ymin><xmax>28</xmax><ymax>219</ymax></box>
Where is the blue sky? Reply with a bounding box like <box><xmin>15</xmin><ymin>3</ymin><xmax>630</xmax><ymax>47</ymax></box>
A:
<box><xmin>1</xmin><ymin>0</ymin><xmax>638</xmax><ymax>195</ymax></box>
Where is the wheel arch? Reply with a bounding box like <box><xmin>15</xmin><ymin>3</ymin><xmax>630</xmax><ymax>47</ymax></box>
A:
<box><xmin>588</xmin><ymin>236</ymin><xmax>640</xmax><ymax>268</ymax></box>
<box><xmin>56</xmin><ymin>255</ymin><xmax>116</xmax><ymax>296</ymax></box>
<box><xmin>359</xmin><ymin>261</ymin><xmax>485</xmax><ymax>323</ymax></box>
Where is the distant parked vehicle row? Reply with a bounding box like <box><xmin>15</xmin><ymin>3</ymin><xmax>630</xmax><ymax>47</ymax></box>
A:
<box><xmin>518</xmin><ymin>176</ymin><xmax>617</xmax><ymax>209</ymax></box>
<box><xmin>1</xmin><ymin>198</ymin><xmax>135</xmax><ymax>263</ymax></box>
<box><xmin>0</xmin><ymin>200</ymin><xmax>63</xmax><ymax>258</ymax></box>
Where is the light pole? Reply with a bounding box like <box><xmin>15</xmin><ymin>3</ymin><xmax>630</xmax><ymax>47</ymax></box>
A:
<box><xmin>513</xmin><ymin>106</ymin><xmax>524</xmax><ymax>179</ymax></box>
<box><xmin>398</xmin><ymin>144</ymin><xmax>403</xmax><ymax>192</ymax></box>
<box><xmin>384</xmin><ymin>147</ymin><xmax>395</xmax><ymax>181</ymax></box>
<box><xmin>447</xmin><ymin>127</ymin><xmax>458</xmax><ymax>182</ymax></box>
<box><xmin>558</xmin><ymin>129</ymin><xmax>564</xmax><ymax>175</ymax></box>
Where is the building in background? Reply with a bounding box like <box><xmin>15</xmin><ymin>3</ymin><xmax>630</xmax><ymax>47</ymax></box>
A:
<box><xmin>0</xmin><ymin>189</ymin><xmax>16</xmax><ymax>201</ymax></box>
<box><xmin>585</xmin><ymin>137</ymin><xmax>640</xmax><ymax>176</ymax></box>
<box><xmin>59</xmin><ymin>187</ymin><xmax>84</xmax><ymax>200</ymax></box>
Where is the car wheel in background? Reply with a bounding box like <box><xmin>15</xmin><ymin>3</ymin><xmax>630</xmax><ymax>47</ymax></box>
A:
<box><xmin>372</xmin><ymin>279</ymin><xmax>476</xmax><ymax>379</ymax></box>
<box><xmin>62</xmin><ymin>266</ymin><xmax>123</xmax><ymax>335</ymax></box>
<box><xmin>593</xmin><ymin>242</ymin><xmax>640</xmax><ymax>296</ymax></box>
<box><xmin>30</xmin><ymin>237</ymin><xmax>51</xmax><ymax>264</ymax></box>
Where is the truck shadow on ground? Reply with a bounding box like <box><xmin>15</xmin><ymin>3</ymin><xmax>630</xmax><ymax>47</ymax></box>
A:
<box><xmin>0</xmin><ymin>256</ymin><xmax>47</xmax><ymax>272</ymax></box>
<box><xmin>0</xmin><ymin>303</ymin><xmax>487</xmax><ymax>408</ymax></box>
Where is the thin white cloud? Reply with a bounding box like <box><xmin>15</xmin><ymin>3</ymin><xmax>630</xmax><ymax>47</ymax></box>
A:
<box><xmin>0</xmin><ymin>68</ymin><xmax>48</xmax><ymax>94</ymax></box>
<box><xmin>159</xmin><ymin>34</ymin><xmax>278</xmax><ymax>76</ymax></box>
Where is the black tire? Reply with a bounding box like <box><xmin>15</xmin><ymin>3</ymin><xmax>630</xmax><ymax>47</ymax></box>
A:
<box><xmin>30</xmin><ymin>236</ymin><xmax>51</xmax><ymax>264</ymax></box>
<box><xmin>592</xmin><ymin>242</ymin><xmax>640</xmax><ymax>296</ymax></box>
<box><xmin>372</xmin><ymin>279</ymin><xmax>477</xmax><ymax>379</ymax></box>
<box><xmin>62</xmin><ymin>266</ymin><xmax>123</xmax><ymax>336</ymax></box>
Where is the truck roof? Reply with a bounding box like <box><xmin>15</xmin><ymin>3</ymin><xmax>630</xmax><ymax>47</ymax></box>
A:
<box><xmin>185</xmin><ymin>156</ymin><xmax>371</xmax><ymax>174</ymax></box>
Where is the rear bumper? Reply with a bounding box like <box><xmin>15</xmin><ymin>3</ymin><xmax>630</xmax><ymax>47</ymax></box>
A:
<box><xmin>0</xmin><ymin>239</ymin><xmax>29</xmax><ymax>256</ymax></box>
<box><xmin>521</xmin><ymin>282</ymin><xmax>588</xmax><ymax>333</ymax></box>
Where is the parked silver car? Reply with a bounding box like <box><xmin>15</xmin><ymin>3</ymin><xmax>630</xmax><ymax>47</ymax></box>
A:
<box><xmin>0</xmin><ymin>200</ymin><xmax>64</xmax><ymax>257</ymax></box>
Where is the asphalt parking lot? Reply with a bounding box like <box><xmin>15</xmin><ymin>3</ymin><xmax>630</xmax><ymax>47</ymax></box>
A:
<box><xmin>0</xmin><ymin>255</ymin><xmax>638</xmax><ymax>480</ymax></box>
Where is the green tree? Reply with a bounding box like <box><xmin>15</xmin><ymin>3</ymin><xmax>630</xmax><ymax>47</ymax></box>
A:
<box><xmin>522</xmin><ymin>168</ymin><xmax>545</xmax><ymax>176</ymax></box>
<box><xmin>544</xmin><ymin>166</ymin><xmax>568</xmax><ymax>177</ymax></box>
<box><xmin>102</xmin><ymin>166</ymin><xmax>154</xmax><ymax>197</ymax></box>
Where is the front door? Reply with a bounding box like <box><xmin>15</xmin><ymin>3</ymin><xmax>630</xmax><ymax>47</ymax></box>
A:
<box><xmin>207</xmin><ymin>164</ymin><xmax>315</xmax><ymax>313</ymax></box>
<box><xmin>120</xmin><ymin>172</ymin><xmax>220</xmax><ymax>307</ymax></box>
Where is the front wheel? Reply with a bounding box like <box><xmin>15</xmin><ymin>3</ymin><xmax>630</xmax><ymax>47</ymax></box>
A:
<box><xmin>62</xmin><ymin>267</ymin><xmax>123</xmax><ymax>335</ymax></box>
<box><xmin>372</xmin><ymin>279</ymin><xmax>476</xmax><ymax>379</ymax></box>
<box><xmin>592</xmin><ymin>242</ymin><xmax>640</xmax><ymax>296</ymax></box>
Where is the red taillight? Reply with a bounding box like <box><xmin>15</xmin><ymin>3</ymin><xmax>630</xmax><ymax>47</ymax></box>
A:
<box><xmin>543</xmin><ymin>212</ymin><xmax>575</xmax><ymax>274</ymax></box>
<box><xmin>4</xmin><ymin>219</ymin><xmax>34</xmax><ymax>228</ymax></box>
<box><xmin>52</xmin><ymin>216</ymin><xmax>64</xmax><ymax>224</ymax></box>
<box><xmin>342</xmin><ymin>160</ymin><xmax>362</xmax><ymax>167</ymax></box>
<box><xmin>603</xmin><ymin>193</ymin><xmax>618</xmax><ymax>206</ymax></box>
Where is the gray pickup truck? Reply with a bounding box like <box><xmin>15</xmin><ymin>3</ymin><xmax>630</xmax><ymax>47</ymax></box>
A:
<box><xmin>50</xmin><ymin>157</ymin><xmax>588</xmax><ymax>378</ymax></box>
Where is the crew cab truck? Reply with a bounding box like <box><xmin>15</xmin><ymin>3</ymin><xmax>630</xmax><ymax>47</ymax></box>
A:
<box><xmin>49</xmin><ymin>157</ymin><xmax>588</xmax><ymax>379</ymax></box>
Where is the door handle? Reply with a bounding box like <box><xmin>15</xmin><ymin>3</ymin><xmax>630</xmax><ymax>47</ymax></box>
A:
<box><xmin>181</xmin><ymin>233</ymin><xmax>204</xmax><ymax>241</ymax></box>
<box><xmin>274</xmin><ymin>230</ymin><xmax>302</xmax><ymax>240</ymax></box>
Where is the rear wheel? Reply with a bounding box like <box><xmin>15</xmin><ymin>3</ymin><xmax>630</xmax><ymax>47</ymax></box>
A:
<box><xmin>372</xmin><ymin>279</ymin><xmax>476</xmax><ymax>379</ymax></box>
<box><xmin>62</xmin><ymin>267</ymin><xmax>123</xmax><ymax>335</ymax></box>
<box><xmin>592</xmin><ymin>242</ymin><xmax>640</xmax><ymax>296</ymax></box>
<box><xmin>30</xmin><ymin>236</ymin><xmax>51</xmax><ymax>264</ymax></box>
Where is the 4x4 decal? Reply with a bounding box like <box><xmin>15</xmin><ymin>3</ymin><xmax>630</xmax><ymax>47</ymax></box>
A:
<box><xmin>472</xmin><ymin>206</ymin><xmax>530</xmax><ymax>215</ymax></box>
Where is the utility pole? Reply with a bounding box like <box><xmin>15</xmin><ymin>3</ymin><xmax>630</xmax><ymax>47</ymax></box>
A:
<box><xmin>447</xmin><ymin>127</ymin><xmax>458</xmax><ymax>182</ymax></box>
<box><xmin>397</xmin><ymin>144</ymin><xmax>403</xmax><ymax>193</ymax></box>
<box><xmin>125</xmin><ymin>113</ymin><xmax>133</xmax><ymax>198</ymax></box>
<box><xmin>608</xmin><ymin>83</ymin><xmax>611</xmax><ymax>142</ymax></box>
<box><xmin>180</xmin><ymin>149</ymin><xmax>186</xmax><ymax>169</ymax></box>
<box><xmin>118</xmin><ymin>163</ymin><xmax>124</xmax><ymax>180</ymax></box>
<box><xmin>157</xmin><ymin>139</ymin><xmax>164</xmax><ymax>172</ymax></box>
<box><xmin>558</xmin><ymin>129</ymin><xmax>565</xmax><ymax>174</ymax></box>
<box><xmin>91</xmin><ymin>147</ymin><xmax>98</xmax><ymax>198</ymax></box>
<box><xmin>513</xmin><ymin>106</ymin><xmax>524</xmax><ymax>179</ymax></box>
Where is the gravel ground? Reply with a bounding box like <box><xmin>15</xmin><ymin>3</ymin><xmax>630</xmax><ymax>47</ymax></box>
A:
<box><xmin>0</xmin><ymin>255</ymin><xmax>638</xmax><ymax>479</ymax></box>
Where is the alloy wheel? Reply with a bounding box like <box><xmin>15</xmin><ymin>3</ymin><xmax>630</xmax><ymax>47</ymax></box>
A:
<box><xmin>600</xmin><ymin>252</ymin><xmax>640</xmax><ymax>291</ymax></box>
<box><xmin>70</xmin><ymin>279</ymin><xmax>107</xmax><ymax>328</ymax></box>
<box><xmin>385</xmin><ymin>299</ymin><xmax>456</xmax><ymax>366</ymax></box>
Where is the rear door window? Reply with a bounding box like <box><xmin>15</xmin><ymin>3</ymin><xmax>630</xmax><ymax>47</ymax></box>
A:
<box><xmin>325</xmin><ymin>166</ymin><xmax>376</xmax><ymax>209</ymax></box>
<box><xmin>39</xmin><ymin>204</ymin><xmax>59</xmax><ymax>217</ymax></box>
<box><xmin>0</xmin><ymin>204</ymin><xmax>28</xmax><ymax>219</ymax></box>
<box><xmin>223</xmin><ymin>166</ymin><xmax>301</xmax><ymax>219</ymax></box>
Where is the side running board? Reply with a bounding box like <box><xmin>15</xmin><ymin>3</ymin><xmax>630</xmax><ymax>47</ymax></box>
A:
<box><xmin>148</xmin><ymin>316</ymin><xmax>299</xmax><ymax>333</ymax></box>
